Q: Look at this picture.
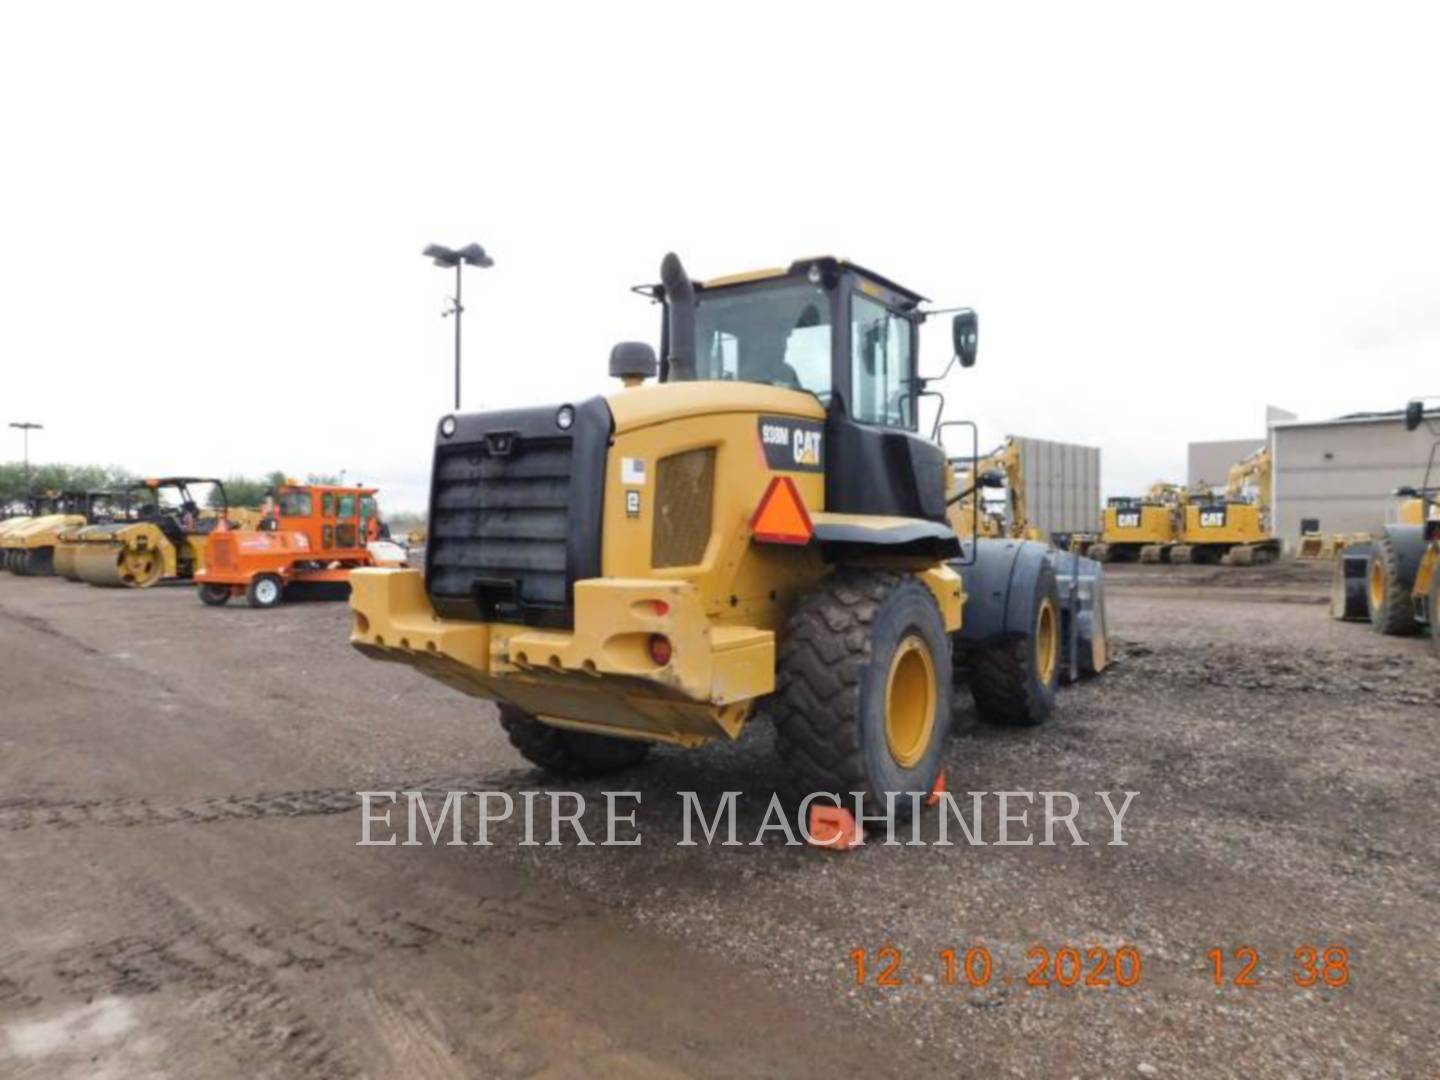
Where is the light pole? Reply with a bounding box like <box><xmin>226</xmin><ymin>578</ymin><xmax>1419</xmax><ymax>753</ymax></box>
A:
<box><xmin>423</xmin><ymin>242</ymin><xmax>493</xmax><ymax>410</ymax></box>
<box><xmin>9</xmin><ymin>422</ymin><xmax>42</xmax><ymax>494</ymax></box>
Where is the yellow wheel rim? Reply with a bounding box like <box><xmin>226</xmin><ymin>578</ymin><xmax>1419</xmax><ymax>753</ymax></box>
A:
<box><xmin>1035</xmin><ymin>598</ymin><xmax>1059</xmax><ymax>685</ymax></box>
<box><xmin>1368</xmin><ymin>560</ymin><xmax>1385</xmax><ymax>612</ymax></box>
<box><xmin>884</xmin><ymin>635</ymin><xmax>937</xmax><ymax>769</ymax></box>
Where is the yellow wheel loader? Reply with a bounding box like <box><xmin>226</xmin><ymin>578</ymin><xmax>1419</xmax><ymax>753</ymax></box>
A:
<box><xmin>1171</xmin><ymin>447</ymin><xmax>1280</xmax><ymax>565</ymax></box>
<box><xmin>1089</xmin><ymin>482</ymin><xmax>1188</xmax><ymax>564</ymax></box>
<box><xmin>1332</xmin><ymin>399</ymin><xmax>1440</xmax><ymax>639</ymax></box>
<box><xmin>350</xmin><ymin>255</ymin><xmax>1108</xmax><ymax>813</ymax></box>
<box><xmin>69</xmin><ymin>478</ymin><xmax>235</xmax><ymax>588</ymax></box>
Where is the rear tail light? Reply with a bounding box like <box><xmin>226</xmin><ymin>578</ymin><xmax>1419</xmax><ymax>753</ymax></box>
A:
<box><xmin>648</xmin><ymin>634</ymin><xmax>672</xmax><ymax>666</ymax></box>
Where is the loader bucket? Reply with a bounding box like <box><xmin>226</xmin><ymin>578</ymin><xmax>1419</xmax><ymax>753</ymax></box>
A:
<box><xmin>1049</xmin><ymin>548</ymin><xmax>1110</xmax><ymax>680</ymax></box>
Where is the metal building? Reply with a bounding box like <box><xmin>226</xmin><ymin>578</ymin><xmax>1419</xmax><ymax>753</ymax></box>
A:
<box><xmin>1187</xmin><ymin>438</ymin><xmax>1264</xmax><ymax>491</ymax></box>
<box><xmin>1270</xmin><ymin>410</ymin><xmax>1437</xmax><ymax>547</ymax></box>
<box><xmin>1012</xmin><ymin>435</ymin><xmax>1102</xmax><ymax>537</ymax></box>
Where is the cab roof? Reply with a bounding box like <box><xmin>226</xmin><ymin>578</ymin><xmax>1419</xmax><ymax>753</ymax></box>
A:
<box><xmin>143</xmin><ymin>477</ymin><xmax>223</xmax><ymax>487</ymax></box>
<box><xmin>696</xmin><ymin>256</ymin><xmax>929</xmax><ymax>305</ymax></box>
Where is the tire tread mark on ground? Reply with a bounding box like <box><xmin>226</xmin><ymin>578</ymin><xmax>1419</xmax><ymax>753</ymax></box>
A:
<box><xmin>0</xmin><ymin>602</ymin><xmax>104</xmax><ymax>656</ymax></box>
<box><xmin>0</xmin><ymin>771</ymin><xmax>531</xmax><ymax>832</ymax></box>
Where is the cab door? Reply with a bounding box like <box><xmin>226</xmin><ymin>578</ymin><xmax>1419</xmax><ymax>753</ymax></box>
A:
<box><xmin>335</xmin><ymin>492</ymin><xmax>358</xmax><ymax>550</ymax></box>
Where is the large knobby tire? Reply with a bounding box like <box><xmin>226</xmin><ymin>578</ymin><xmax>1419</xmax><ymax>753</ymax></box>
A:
<box><xmin>968</xmin><ymin>561</ymin><xmax>1061</xmax><ymax>727</ymax></box>
<box><xmin>771</xmin><ymin>569</ymin><xmax>953</xmax><ymax>814</ymax></box>
<box><xmin>498</xmin><ymin>703</ymin><xmax>650</xmax><ymax>778</ymax></box>
<box><xmin>1366</xmin><ymin>536</ymin><xmax>1416</xmax><ymax>636</ymax></box>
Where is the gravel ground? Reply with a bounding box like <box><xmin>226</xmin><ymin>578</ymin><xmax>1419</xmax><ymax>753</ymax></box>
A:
<box><xmin>1</xmin><ymin>560</ymin><xmax>1436</xmax><ymax>1077</ymax></box>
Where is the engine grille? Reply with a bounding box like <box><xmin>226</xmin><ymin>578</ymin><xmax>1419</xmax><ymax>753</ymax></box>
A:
<box><xmin>208</xmin><ymin>534</ymin><xmax>236</xmax><ymax>571</ymax></box>
<box><xmin>652</xmin><ymin>448</ymin><xmax>715</xmax><ymax>568</ymax></box>
<box><xmin>424</xmin><ymin>397</ymin><xmax>611</xmax><ymax>628</ymax></box>
<box><xmin>430</xmin><ymin>435</ymin><xmax>573</xmax><ymax>618</ymax></box>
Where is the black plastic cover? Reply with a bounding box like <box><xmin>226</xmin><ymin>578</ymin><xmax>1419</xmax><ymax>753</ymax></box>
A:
<box><xmin>426</xmin><ymin>397</ymin><xmax>611</xmax><ymax>627</ymax></box>
<box><xmin>823</xmin><ymin>411</ymin><xmax>948</xmax><ymax>523</ymax></box>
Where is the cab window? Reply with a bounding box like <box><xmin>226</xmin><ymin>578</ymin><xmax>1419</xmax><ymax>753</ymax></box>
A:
<box><xmin>322</xmin><ymin>493</ymin><xmax>335</xmax><ymax>517</ymax></box>
<box><xmin>278</xmin><ymin>489</ymin><xmax>313</xmax><ymax>518</ymax></box>
<box><xmin>694</xmin><ymin>282</ymin><xmax>832</xmax><ymax>397</ymax></box>
<box><xmin>337</xmin><ymin>494</ymin><xmax>356</xmax><ymax>518</ymax></box>
<box><xmin>850</xmin><ymin>293</ymin><xmax>915</xmax><ymax>428</ymax></box>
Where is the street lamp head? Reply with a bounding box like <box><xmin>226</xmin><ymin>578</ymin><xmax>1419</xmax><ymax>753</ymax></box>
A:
<box><xmin>424</xmin><ymin>242</ymin><xmax>492</xmax><ymax>269</ymax></box>
<box><xmin>423</xmin><ymin>243</ymin><xmax>461</xmax><ymax>267</ymax></box>
<box><xmin>456</xmin><ymin>243</ymin><xmax>493</xmax><ymax>268</ymax></box>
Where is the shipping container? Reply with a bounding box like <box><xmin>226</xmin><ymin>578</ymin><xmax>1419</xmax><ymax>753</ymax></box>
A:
<box><xmin>1011</xmin><ymin>435</ymin><xmax>1102</xmax><ymax>537</ymax></box>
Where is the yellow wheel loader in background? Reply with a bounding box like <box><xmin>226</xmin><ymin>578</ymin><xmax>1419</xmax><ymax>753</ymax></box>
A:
<box><xmin>66</xmin><ymin>478</ymin><xmax>240</xmax><ymax>588</ymax></box>
<box><xmin>1172</xmin><ymin>446</ymin><xmax>1280</xmax><ymax>565</ymax></box>
<box><xmin>351</xmin><ymin>254</ymin><xmax>1109</xmax><ymax>814</ymax></box>
<box><xmin>1332</xmin><ymin>399</ymin><xmax>1439</xmax><ymax>639</ymax></box>
<box><xmin>1089</xmin><ymin>482</ymin><xmax>1189</xmax><ymax>564</ymax></box>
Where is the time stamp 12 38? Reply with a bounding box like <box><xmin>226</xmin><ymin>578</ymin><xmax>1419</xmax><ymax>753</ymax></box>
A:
<box><xmin>849</xmin><ymin>944</ymin><xmax>1351</xmax><ymax>991</ymax></box>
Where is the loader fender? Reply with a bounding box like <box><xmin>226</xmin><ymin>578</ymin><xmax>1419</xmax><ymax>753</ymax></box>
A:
<box><xmin>951</xmin><ymin>537</ymin><xmax>1052</xmax><ymax>646</ymax></box>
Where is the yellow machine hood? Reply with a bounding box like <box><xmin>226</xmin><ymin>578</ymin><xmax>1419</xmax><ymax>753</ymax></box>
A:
<box><xmin>604</xmin><ymin>381</ymin><xmax>825</xmax><ymax>434</ymax></box>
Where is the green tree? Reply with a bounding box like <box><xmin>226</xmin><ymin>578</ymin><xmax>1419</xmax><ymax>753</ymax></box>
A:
<box><xmin>209</xmin><ymin>471</ymin><xmax>287</xmax><ymax>508</ymax></box>
<box><xmin>0</xmin><ymin>461</ymin><xmax>135</xmax><ymax>501</ymax></box>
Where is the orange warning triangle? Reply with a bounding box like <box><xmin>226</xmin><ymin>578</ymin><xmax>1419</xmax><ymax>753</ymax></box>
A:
<box><xmin>750</xmin><ymin>476</ymin><xmax>814</xmax><ymax>545</ymax></box>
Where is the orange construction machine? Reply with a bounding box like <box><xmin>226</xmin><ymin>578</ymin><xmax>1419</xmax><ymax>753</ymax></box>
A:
<box><xmin>195</xmin><ymin>482</ymin><xmax>398</xmax><ymax>608</ymax></box>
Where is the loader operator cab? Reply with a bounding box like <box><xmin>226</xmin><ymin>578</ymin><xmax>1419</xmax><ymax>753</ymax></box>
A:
<box><xmin>654</xmin><ymin>255</ymin><xmax>976</xmax><ymax>434</ymax></box>
<box><xmin>649</xmin><ymin>255</ymin><xmax>979</xmax><ymax>530</ymax></box>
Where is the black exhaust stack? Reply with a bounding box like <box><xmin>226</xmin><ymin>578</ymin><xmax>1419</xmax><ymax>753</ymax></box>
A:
<box><xmin>661</xmin><ymin>252</ymin><xmax>696</xmax><ymax>381</ymax></box>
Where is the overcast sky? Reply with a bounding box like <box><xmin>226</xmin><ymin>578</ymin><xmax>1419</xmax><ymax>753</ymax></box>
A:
<box><xmin>3</xmin><ymin>2</ymin><xmax>1438</xmax><ymax>511</ymax></box>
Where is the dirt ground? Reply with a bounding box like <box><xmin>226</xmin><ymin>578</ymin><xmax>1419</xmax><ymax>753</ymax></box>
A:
<box><xmin>1</xmin><ymin>560</ymin><xmax>1436</xmax><ymax>1078</ymax></box>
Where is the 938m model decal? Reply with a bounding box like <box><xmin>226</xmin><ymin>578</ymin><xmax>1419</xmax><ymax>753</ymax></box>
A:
<box><xmin>757</xmin><ymin>416</ymin><xmax>824</xmax><ymax>473</ymax></box>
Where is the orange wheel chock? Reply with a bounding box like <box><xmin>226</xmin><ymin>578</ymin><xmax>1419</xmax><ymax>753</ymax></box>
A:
<box><xmin>806</xmin><ymin>803</ymin><xmax>861</xmax><ymax>851</ymax></box>
<box><xmin>925</xmin><ymin>767</ymin><xmax>948</xmax><ymax>807</ymax></box>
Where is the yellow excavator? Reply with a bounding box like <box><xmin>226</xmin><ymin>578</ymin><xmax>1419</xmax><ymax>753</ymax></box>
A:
<box><xmin>948</xmin><ymin>437</ymin><xmax>1046</xmax><ymax>541</ymax></box>
<box><xmin>1171</xmin><ymin>446</ymin><xmax>1279</xmax><ymax>565</ymax></box>
<box><xmin>1089</xmin><ymin>482</ymin><xmax>1189</xmax><ymax>563</ymax></box>
<box><xmin>349</xmin><ymin>253</ymin><xmax>1109</xmax><ymax>818</ymax></box>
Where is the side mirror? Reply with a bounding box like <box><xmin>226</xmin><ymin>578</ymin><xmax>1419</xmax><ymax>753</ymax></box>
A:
<box><xmin>952</xmin><ymin>310</ymin><xmax>978</xmax><ymax>369</ymax></box>
<box><xmin>609</xmin><ymin>341</ymin><xmax>657</xmax><ymax>383</ymax></box>
<box><xmin>1405</xmin><ymin>399</ymin><xmax>1424</xmax><ymax>431</ymax></box>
